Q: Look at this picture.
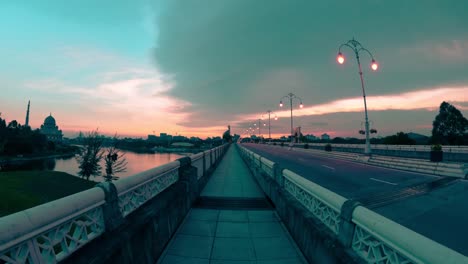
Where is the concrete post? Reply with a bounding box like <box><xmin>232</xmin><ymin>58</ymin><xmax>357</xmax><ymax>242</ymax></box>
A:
<box><xmin>338</xmin><ymin>199</ymin><xmax>361</xmax><ymax>248</ymax></box>
<box><xmin>273</xmin><ymin>163</ymin><xmax>284</xmax><ymax>188</ymax></box>
<box><xmin>96</xmin><ymin>182</ymin><xmax>124</xmax><ymax>231</ymax></box>
<box><xmin>177</xmin><ymin>157</ymin><xmax>199</xmax><ymax>205</ymax></box>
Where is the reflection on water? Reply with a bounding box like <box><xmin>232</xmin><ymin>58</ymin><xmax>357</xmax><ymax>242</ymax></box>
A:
<box><xmin>2</xmin><ymin>152</ymin><xmax>183</xmax><ymax>182</ymax></box>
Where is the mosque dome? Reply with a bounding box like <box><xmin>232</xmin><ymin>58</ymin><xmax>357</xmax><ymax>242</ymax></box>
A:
<box><xmin>44</xmin><ymin>114</ymin><xmax>56</xmax><ymax>127</ymax></box>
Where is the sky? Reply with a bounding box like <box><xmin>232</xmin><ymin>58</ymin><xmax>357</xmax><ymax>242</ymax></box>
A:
<box><xmin>0</xmin><ymin>0</ymin><xmax>467</xmax><ymax>139</ymax></box>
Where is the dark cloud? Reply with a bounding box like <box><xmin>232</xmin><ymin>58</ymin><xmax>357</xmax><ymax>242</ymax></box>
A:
<box><xmin>154</xmin><ymin>0</ymin><xmax>468</xmax><ymax>120</ymax></box>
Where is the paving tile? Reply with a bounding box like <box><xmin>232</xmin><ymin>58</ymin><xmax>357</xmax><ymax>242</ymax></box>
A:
<box><xmin>248</xmin><ymin>211</ymin><xmax>279</xmax><ymax>222</ymax></box>
<box><xmin>187</xmin><ymin>209</ymin><xmax>219</xmax><ymax>221</ymax></box>
<box><xmin>252</xmin><ymin>237</ymin><xmax>298</xmax><ymax>260</ymax></box>
<box><xmin>211</xmin><ymin>260</ymin><xmax>256</xmax><ymax>264</ymax></box>
<box><xmin>216</xmin><ymin>222</ymin><xmax>250</xmax><ymax>238</ymax></box>
<box><xmin>167</xmin><ymin>235</ymin><xmax>214</xmax><ymax>259</ymax></box>
<box><xmin>160</xmin><ymin>254</ymin><xmax>209</xmax><ymax>264</ymax></box>
<box><xmin>257</xmin><ymin>258</ymin><xmax>305</xmax><ymax>264</ymax></box>
<box><xmin>178</xmin><ymin>220</ymin><xmax>217</xmax><ymax>237</ymax></box>
<box><xmin>249</xmin><ymin>222</ymin><xmax>285</xmax><ymax>238</ymax></box>
<box><xmin>212</xmin><ymin>237</ymin><xmax>256</xmax><ymax>261</ymax></box>
<box><xmin>219</xmin><ymin>210</ymin><xmax>249</xmax><ymax>222</ymax></box>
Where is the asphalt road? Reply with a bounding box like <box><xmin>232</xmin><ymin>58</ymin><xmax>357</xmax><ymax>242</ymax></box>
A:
<box><xmin>242</xmin><ymin>143</ymin><xmax>468</xmax><ymax>255</ymax></box>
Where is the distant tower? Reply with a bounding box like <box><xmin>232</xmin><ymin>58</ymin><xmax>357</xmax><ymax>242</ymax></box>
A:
<box><xmin>25</xmin><ymin>100</ymin><xmax>30</xmax><ymax>127</ymax></box>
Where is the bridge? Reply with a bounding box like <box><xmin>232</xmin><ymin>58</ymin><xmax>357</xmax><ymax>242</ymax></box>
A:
<box><xmin>1</xmin><ymin>143</ymin><xmax>467</xmax><ymax>263</ymax></box>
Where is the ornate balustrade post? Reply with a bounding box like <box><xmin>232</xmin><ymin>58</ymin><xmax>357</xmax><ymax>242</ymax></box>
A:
<box><xmin>177</xmin><ymin>157</ymin><xmax>199</xmax><ymax>206</ymax></box>
<box><xmin>338</xmin><ymin>199</ymin><xmax>361</xmax><ymax>247</ymax></box>
<box><xmin>97</xmin><ymin>182</ymin><xmax>124</xmax><ymax>231</ymax></box>
<box><xmin>273</xmin><ymin>163</ymin><xmax>284</xmax><ymax>188</ymax></box>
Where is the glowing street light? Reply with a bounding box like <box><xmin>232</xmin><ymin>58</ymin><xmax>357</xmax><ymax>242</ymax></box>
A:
<box><xmin>279</xmin><ymin>93</ymin><xmax>303</xmax><ymax>143</ymax></box>
<box><xmin>262</xmin><ymin>110</ymin><xmax>277</xmax><ymax>141</ymax></box>
<box><xmin>336</xmin><ymin>38</ymin><xmax>378</xmax><ymax>155</ymax></box>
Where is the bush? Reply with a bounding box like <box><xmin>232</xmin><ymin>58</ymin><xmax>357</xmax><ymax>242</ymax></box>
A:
<box><xmin>324</xmin><ymin>143</ymin><xmax>332</xmax><ymax>152</ymax></box>
<box><xmin>431</xmin><ymin>144</ymin><xmax>442</xmax><ymax>151</ymax></box>
<box><xmin>304</xmin><ymin>143</ymin><xmax>309</xmax><ymax>149</ymax></box>
<box><xmin>273</xmin><ymin>142</ymin><xmax>277</xmax><ymax>145</ymax></box>
<box><xmin>280</xmin><ymin>142</ymin><xmax>284</xmax><ymax>147</ymax></box>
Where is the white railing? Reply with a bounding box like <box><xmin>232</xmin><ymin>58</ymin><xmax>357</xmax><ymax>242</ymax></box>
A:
<box><xmin>0</xmin><ymin>144</ymin><xmax>229</xmax><ymax>264</ymax></box>
<box><xmin>286</xmin><ymin>143</ymin><xmax>468</xmax><ymax>153</ymax></box>
<box><xmin>115</xmin><ymin>161</ymin><xmax>180</xmax><ymax>217</ymax></box>
<box><xmin>190</xmin><ymin>152</ymin><xmax>205</xmax><ymax>179</ymax></box>
<box><xmin>237</xmin><ymin>143</ymin><xmax>468</xmax><ymax>263</ymax></box>
<box><xmin>283</xmin><ymin>169</ymin><xmax>345</xmax><ymax>235</ymax></box>
<box><xmin>0</xmin><ymin>188</ymin><xmax>106</xmax><ymax>263</ymax></box>
<box><xmin>352</xmin><ymin>206</ymin><xmax>466</xmax><ymax>264</ymax></box>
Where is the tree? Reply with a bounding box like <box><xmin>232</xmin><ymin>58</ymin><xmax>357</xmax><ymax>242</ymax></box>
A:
<box><xmin>76</xmin><ymin>130</ymin><xmax>104</xmax><ymax>180</ymax></box>
<box><xmin>103</xmin><ymin>136</ymin><xmax>127</xmax><ymax>182</ymax></box>
<box><xmin>432</xmin><ymin>102</ymin><xmax>468</xmax><ymax>145</ymax></box>
<box><xmin>383</xmin><ymin>132</ymin><xmax>415</xmax><ymax>145</ymax></box>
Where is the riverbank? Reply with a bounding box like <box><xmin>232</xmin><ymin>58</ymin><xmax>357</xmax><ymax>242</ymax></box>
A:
<box><xmin>0</xmin><ymin>171</ymin><xmax>97</xmax><ymax>217</ymax></box>
<box><xmin>0</xmin><ymin>152</ymin><xmax>76</xmax><ymax>165</ymax></box>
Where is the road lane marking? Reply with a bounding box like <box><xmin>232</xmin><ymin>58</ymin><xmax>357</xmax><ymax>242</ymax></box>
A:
<box><xmin>370</xmin><ymin>178</ymin><xmax>398</xmax><ymax>185</ymax></box>
<box><xmin>321</xmin><ymin>165</ymin><xmax>336</xmax><ymax>170</ymax></box>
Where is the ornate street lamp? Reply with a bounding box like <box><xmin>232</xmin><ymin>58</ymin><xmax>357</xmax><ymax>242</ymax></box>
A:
<box><xmin>262</xmin><ymin>110</ymin><xmax>277</xmax><ymax>141</ymax></box>
<box><xmin>337</xmin><ymin>38</ymin><xmax>378</xmax><ymax>155</ymax></box>
<box><xmin>279</xmin><ymin>93</ymin><xmax>303</xmax><ymax>142</ymax></box>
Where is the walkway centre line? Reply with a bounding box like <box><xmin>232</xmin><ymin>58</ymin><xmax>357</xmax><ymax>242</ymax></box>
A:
<box><xmin>321</xmin><ymin>165</ymin><xmax>336</xmax><ymax>170</ymax></box>
<box><xmin>370</xmin><ymin>177</ymin><xmax>398</xmax><ymax>185</ymax></box>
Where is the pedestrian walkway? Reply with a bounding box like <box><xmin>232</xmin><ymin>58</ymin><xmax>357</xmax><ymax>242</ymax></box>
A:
<box><xmin>158</xmin><ymin>145</ymin><xmax>307</xmax><ymax>263</ymax></box>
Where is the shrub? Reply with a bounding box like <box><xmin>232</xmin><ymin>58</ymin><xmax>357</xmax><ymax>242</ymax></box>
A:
<box><xmin>324</xmin><ymin>143</ymin><xmax>332</xmax><ymax>152</ymax></box>
<box><xmin>280</xmin><ymin>142</ymin><xmax>284</xmax><ymax>147</ymax></box>
<box><xmin>304</xmin><ymin>143</ymin><xmax>309</xmax><ymax>149</ymax></box>
<box><xmin>431</xmin><ymin>144</ymin><xmax>442</xmax><ymax>151</ymax></box>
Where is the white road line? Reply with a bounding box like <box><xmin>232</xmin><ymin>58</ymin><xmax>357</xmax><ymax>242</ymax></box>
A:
<box><xmin>321</xmin><ymin>165</ymin><xmax>336</xmax><ymax>170</ymax></box>
<box><xmin>369</xmin><ymin>178</ymin><xmax>398</xmax><ymax>186</ymax></box>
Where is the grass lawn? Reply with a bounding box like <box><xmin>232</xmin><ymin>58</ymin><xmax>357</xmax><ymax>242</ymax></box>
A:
<box><xmin>0</xmin><ymin>171</ymin><xmax>97</xmax><ymax>217</ymax></box>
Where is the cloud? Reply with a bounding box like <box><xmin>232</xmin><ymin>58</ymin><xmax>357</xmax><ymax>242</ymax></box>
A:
<box><xmin>245</xmin><ymin>86</ymin><xmax>468</xmax><ymax>120</ymax></box>
<box><xmin>401</xmin><ymin>40</ymin><xmax>468</xmax><ymax>63</ymax></box>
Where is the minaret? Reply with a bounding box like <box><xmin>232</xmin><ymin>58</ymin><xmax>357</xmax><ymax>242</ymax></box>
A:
<box><xmin>25</xmin><ymin>100</ymin><xmax>30</xmax><ymax>127</ymax></box>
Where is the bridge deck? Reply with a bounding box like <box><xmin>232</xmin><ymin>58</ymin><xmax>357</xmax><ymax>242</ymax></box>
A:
<box><xmin>158</xmin><ymin>145</ymin><xmax>307</xmax><ymax>263</ymax></box>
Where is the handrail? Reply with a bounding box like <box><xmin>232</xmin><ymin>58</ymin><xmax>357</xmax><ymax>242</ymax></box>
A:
<box><xmin>282</xmin><ymin>169</ymin><xmax>346</xmax><ymax>234</ymax></box>
<box><xmin>238</xmin><ymin>143</ymin><xmax>468</xmax><ymax>263</ymax></box>
<box><xmin>352</xmin><ymin>206</ymin><xmax>467</xmax><ymax>264</ymax></box>
<box><xmin>114</xmin><ymin>161</ymin><xmax>180</xmax><ymax>217</ymax></box>
<box><xmin>0</xmin><ymin>188</ymin><xmax>106</xmax><ymax>262</ymax></box>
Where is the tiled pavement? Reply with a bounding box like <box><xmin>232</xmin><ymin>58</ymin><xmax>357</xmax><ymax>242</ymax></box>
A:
<box><xmin>158</xmin><ymin>146</ymin><xmax>307</xmax><ymax>264</ymax></box>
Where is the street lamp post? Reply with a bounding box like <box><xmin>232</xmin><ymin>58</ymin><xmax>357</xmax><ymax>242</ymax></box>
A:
<box><xmin>262</xmin><ymin>110</ymin><xmax>278</xmax><ymax>141</ymax></box>
<box><xmin>337</xmin><ymin>38</ymin><xmax>378</xmax><ymax>155</ymax></box>
<box><xmin>280</xmin><ymin>93</ymin><xmax>303</xmax><ymax>143</ymax></box>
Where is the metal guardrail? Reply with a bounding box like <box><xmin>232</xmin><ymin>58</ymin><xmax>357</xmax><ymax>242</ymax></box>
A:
<box><xmin>0</xmin><ymin>144</ymin><xmax>229</xmax><ymax>263</ymax></box>
<box><xmin>237</xmin><ymin>144</ymin><xmax>468</xmax><ymax>264</ymax></box>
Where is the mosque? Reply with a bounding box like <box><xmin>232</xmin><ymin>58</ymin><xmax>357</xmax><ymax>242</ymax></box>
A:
<box><xmin>24</xmin><ymin>100</ymin><xmax>63</xmax><ymax>141</ymax></box>
<box><xmin>40</xmin><ymin>114</ymin><xmax>63</xmax><ymax>141</ymax></box>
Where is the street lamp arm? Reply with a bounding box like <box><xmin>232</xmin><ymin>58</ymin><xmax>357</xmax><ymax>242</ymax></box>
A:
<box><xmin>338</xmin><ymin>43</ymin><xmax>357</xmax><ymax>53</ymax></box>
<box><xmin>358</xmin><ymin>47</ymin><xmax>375</xmax><ymax>60</ymax></box>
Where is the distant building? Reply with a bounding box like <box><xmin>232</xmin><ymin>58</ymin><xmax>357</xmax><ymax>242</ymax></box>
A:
<box><xmin>24</xmin><ymin>100</ymin><xmax>30</xmax><ymax>127</ymax></box>
<box><xmin>321</xmin><ymin>133</ymin><xmax>330</xmax><ymax>140</ymax></box>
<box><xmin>305</xmin><ymin>134</ymin><xmax>317</xmax><ymax>141</ymax></box>
<box><xmin>40</xmin><ymin>114</ymin><xmax>63</xmax><ymax>141</ymax></box>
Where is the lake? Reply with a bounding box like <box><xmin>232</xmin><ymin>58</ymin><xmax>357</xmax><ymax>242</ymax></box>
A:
<box><xmin>1</xmin><ymin>151</ymin><xmax>184</xmax><ymax>182</ymax></box>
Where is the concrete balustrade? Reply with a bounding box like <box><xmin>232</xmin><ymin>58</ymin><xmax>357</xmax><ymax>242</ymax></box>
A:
<box><xmin>0</xmin><ymin>144</ymin><xmax>230</xmax><ymax>264</ymax></box>
<box><xmin>0</xmin><ymin>188</ymin><xmax>106</xmax><ymax>263</ymax></box>
<box><xmin>237</xmin><ymin>144</ymin><xmax>468</xmax><ymax>264</ymax></box>
<box><xmin>268</xmin><ymin>142</ymin><xmax>468</xmax><ymax>162</ymax></box>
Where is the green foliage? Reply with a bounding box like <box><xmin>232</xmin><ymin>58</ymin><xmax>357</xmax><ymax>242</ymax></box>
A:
<box><xmin>103</xmin><ymin>136</ymin><xmax>127</xmax><ymax>182</ymax></box>
<box><xmin>324</xmin><ymin>143</ymin><xmax>332</xmax><ymax>151</ymax></box>
<box><xmin>382</xmin><ymin>132</ymin><xmax>416</xmax><ymax>145</ymax></box>
<box><xmin>76</xmin><ymin>131</ymin><xmax>104</xmax><ymax>180</ymax></box>
<box><xmin>0</xmin><ymin>171</ymin><xmax>95</xmax><ymax>217</ymax></box>
<box><xmin>431</xmin><ymin>144</ymin><xmax>442</xmax><ymax>151</ymax></box>
<box><xmin>0</xmin><ymin>116</ymin><xmax>48</xmax><ymax>156</ymax></box>
<box><xmin>432</xmin><ymin>101</ymin><xmax>468</xmax><ymax>145</ymax></box>
<box><xmin>304</xmin><ymin>143</ymin><xmax>309</xmax><ymax>149</ymax></box>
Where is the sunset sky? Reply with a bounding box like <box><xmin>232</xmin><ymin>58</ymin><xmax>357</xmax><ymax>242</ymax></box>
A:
<box><xmin>1</xmin><ymin>0</ymin><xmax>467</xmax><ymax>139</ymax></box>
